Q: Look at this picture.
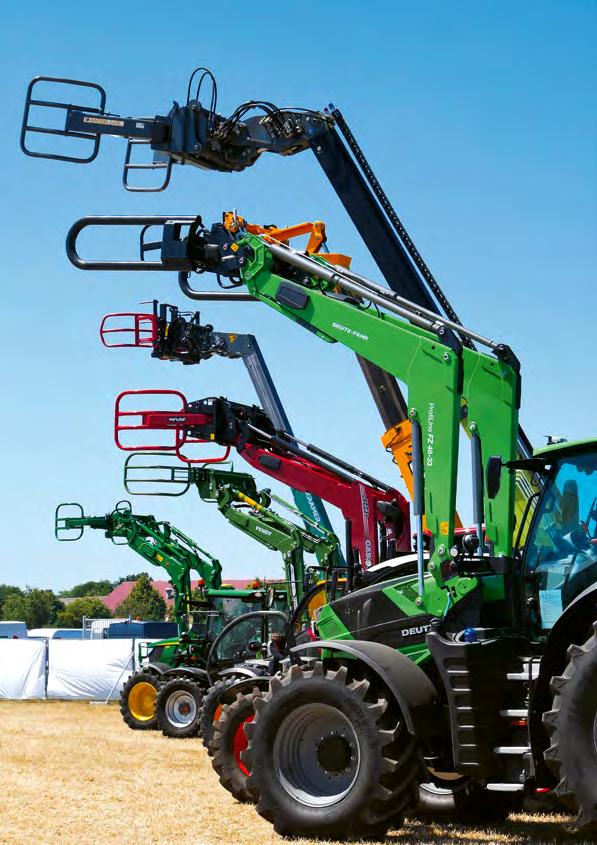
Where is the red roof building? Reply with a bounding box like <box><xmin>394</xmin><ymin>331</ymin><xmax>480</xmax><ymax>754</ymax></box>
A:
<box><xmin>101</xmin><ymin>578</ymin><xmax>256</xmax><ymax>612</ymax></box>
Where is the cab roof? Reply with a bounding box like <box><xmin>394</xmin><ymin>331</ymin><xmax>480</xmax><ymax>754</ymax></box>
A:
<box><xmin>534</xmin><ymin>437</ymin><xmax>597</xmax><ymax>462</ymax></box>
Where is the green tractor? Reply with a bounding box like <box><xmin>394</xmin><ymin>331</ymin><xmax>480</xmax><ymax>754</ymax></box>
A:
<box><xmin>55</xmin><ymin>457</ymin><xmax>342</xmax><ymax>738</ymax></box>
<box><xmin>55</xmin><ymin>500</ymin><xmax>290</xmax><ymax>734</ymax></box>
<box><xmin>132</xmin><ymin>224</ymin><xmax>597</xmax><ymax>835</ymax></box>
<box><xmin>127</xmin><ymin>585</ymin><xmax>287</xmax><ymax>736</ymax></box>
<box><xmin>120</xmin><ymin>454</ymin><xmax>344</xmax><ymax>737</ymax></box>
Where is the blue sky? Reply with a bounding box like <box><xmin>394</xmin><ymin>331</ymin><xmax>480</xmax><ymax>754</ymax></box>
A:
<box><xmin>1</xmin><ymin>1</ymin><xmax>595</xmax><ymax>591</ymax></box>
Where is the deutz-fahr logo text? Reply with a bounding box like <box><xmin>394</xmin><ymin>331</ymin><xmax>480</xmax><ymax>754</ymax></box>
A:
<box><xmin>401</xmin><ymin>624</ymin><xmax>431</xmax><ymax>638</ymax></box>
<box><xmin>331</xmin><ymin>322</ymin><xmax>369</xmax><ymax>341</ymax></box>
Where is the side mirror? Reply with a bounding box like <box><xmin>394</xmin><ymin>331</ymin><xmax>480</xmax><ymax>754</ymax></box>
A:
<box><xmin>486</xmin><ymin>456</ymin><xmax>503</xmax><ymax>500</ymax></box>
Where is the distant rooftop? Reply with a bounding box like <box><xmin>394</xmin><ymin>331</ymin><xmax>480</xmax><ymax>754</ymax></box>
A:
<box><xmin>101</xmin><ymin>578</ymin><xmax>257</xmax><ymax>612</ymax></box>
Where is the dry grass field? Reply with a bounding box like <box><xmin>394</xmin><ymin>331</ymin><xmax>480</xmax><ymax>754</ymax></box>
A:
<box><xmin>0</xmin><ymin>701</ymin><xmax>593</xmax><ymax>845</ymax></box>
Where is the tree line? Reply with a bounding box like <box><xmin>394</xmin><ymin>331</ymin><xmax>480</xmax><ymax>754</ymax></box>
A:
<box><xmin>0</xmin><ymin>575</ymin><xmax>167</xmax><ymax>629</ymax></box>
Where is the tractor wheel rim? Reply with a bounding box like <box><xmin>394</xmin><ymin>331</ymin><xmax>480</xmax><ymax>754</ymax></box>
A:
<box><xmin>233</xmin><ymin>716</ymin><xmax>253</xmax><ymax>776</ymax></box>
<box><xmin>128</xmin><ymin>681</ymin><xmax>157</xmax><ymax>721</ymax></box>
<box><xmin>273</xmin><ymin>703</ymin><xmax>360</xmax><ymax>807</ymax></box>
<box><xmin>165</xmin><ymin>690</ymin><xmax>197</xmax><ymax>728</ymax></box>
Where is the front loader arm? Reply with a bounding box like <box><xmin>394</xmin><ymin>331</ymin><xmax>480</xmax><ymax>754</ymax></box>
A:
<box><xmin>242</xmin><ymin>236</ymin><xmax>520</xmax><ymax>558</ymax></box>
<box><xmin>202</xmin><ymin>476</ymin><xmax>342</xmax><ymax>603</ymax></box>
<box><xmin>237</xmin><ymin>236</ymin><xmax>463</xmax><ymax>585</ymax></box>
<box><xmin>121</xmin><ymin>460</ymin><xmax>343</xmax><ymax>606</ymax></box>
<box><xmin>170</xmin><ymin>232</ymin><xmax>519</xmax><ymax>593</ymax></box>
<box><xmin>23</xmin><ymin>70</ymin><xmax>533</xmax><ymax>495</ymax></box>
<box><xmin>116</xmin><ymin>389</ymin><xmax>410</xmax><ymax>565</ymax></box>
<box><xmin>55</xmin><ymin>502</ymin><xmax>224</xmax><ymax>632</ymax></box>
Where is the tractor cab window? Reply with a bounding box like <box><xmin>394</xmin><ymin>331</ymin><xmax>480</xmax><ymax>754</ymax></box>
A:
<box><xmin>202</xmin><ymin>593</ymin><xmax>268</xmax><ymax>641</ymax></box>
<box><xmin>208</xmin><ymin>613</ymin><xmax>286</xmax><ymax>668</ymax></box>
<box><xmin>216</xmin><ymin>593</ymin><xmax>266</xmax><ymax>624</ymax></box>
<box><xmin>525</xmin><ymin>452</ymin><xmax>597</xmax><ymax>631</ymax></box>
<box><xmin>190</xmin><ymin>608</ymin><xmax>218</xmax><ymax>639</ymax></box>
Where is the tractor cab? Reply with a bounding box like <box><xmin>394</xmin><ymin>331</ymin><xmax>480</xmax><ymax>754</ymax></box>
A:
<box><xmin>142</xmin><ymin>587</ymin><xmax>288</xmax><ymax>669</ymax></box>
<box><xmin>200</xmin><ymin>587</ymin><xmax>288</xmax><ymax>648</ymax></box>
<box><xmin>206</xmin><ymin>610</ymin><xmax>288</xmax><ymax>677</ymax></box>
<box><xmin>519</xmin><ymin>441</ymin><xmax>597</xmax><ymax>636</ymax></box>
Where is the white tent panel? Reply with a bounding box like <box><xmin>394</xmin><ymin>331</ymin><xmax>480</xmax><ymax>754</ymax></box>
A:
<box><xmin>0</xmin><ymin>639</ymin><xmax>46</xmax><ymax>699</ymax></box>
<box><xmin>47</xmin><ymin>639</ymin><xmax>134</xmax><ymax>701</ymax></box>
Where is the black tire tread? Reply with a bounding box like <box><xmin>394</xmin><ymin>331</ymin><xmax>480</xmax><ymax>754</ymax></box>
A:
<box><xmin>156</xmin><ymin>674</ymin><xmax>204</xmax><ymax>739</ymax></box>
<box><xmin>243</xmin><ymin>661</ymin><xmax>423</xmax><ymax>839</ymax></box>
<box><xmin>542</xmin><ymin>621</ymin><xmax>597</xmax><ymax>836</ymax></box>
<box><xmin>211</xmin><ymin>687</ymin><xmax>262</xmax><ymax>803</ymax></box>
<box><xmin>201</xmin><ymin>677</ymin><xmax>244</xmax><ymax>752</ymax></box>
<box><xmin>119</xmin><ymin>670</ymin><xmax>161</xmax><ymax>732</ymax></box>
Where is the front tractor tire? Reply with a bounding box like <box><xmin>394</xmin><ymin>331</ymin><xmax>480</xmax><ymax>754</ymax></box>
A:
<box><xmin>543</xmin><ymin>621</ymin><xmax>597</xmax><ymax>836</ymax></box>
<box><xmin>119</xmin><ymin>670</ymin><xmax>161</xmax><ymax>731</ymax></box>
<box><xmin>201</xmin><ymin>678</ymin><xmax>244</xmax><ymax>753</ymax></box>
<box><xmin>210</xmin><ymin>687</ymin><xmax>262</xmax><ymax>803</ymax></box>
<box><xmin>156</xmin><ymin>676</ymin><xmax>204</xmax><ymax>739</ymax></box>
<box><xmin>243</xmin><ymin>662</ymin><xmax>422</xmax><ymax>840</ymax></box>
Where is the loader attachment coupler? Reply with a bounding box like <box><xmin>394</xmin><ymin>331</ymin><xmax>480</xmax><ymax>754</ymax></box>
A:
<box><xmin>100</xmin><ymin>301</ymin><xmax>234</xmax><ymax>364</ymax></box>
<box><xmin>21</xmin><ymin>68</ymin><xmax>329</xmax><ymax>188</ymax></box>
<box><xmin>55</xmin><ymin>501</ymin><xmax>131</xmax><ymax>544</ymax></box>
<box><xmin>114</xmin><ymin>389</ymin><xmax>231</xmax><ymax>464</ymax></box>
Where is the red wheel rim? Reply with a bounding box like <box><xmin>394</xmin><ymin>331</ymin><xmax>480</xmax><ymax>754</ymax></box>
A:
<box><xmin>232</xmin><ymin>715</ymin><xmax>254</xmax><ymax>776</ymax></box>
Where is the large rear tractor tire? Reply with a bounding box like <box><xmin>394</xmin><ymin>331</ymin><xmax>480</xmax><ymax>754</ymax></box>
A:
<box><xmin>243</xmin><ymin>661</ymin><xmax>422</xmax><ymax>840</ymax></box>
<box><xmin>156</xmin><ymin>676</ymin><xmax>204</xmax><ymax>739</ymax></box>
<box><xmin>119</xmin><ymin>670</ymin><xmax>161</xmax><ymax>731</ymax></box>
<box><xmin>201</xmin><ymin>678</ymin><xmax>244</xmax><ymax>753</ymax></box>
<box><xmin>543</xmin><ymin>621</ymin><xmax>597</xmax><ymax>836</ymax></box>
<box><xmin>210</xmin><ymin>687</ymin><xmax>262</xmax><ymax>803</ymax></box>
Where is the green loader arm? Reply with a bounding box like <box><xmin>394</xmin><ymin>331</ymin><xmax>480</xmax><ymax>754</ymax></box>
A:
<box><xmin>55</xmin><ymin>502</ymin><xmax>223</xmax><ymax>634</ymax></box>
<box><xmin>188</xmin><ymin>233</ymin><xmax>520</xmax><ymax>611</ymax></box>
<box><xmin>123</xmin><ymin>459</ymin><xmax>343</xmax><ymax>606</ymax></box>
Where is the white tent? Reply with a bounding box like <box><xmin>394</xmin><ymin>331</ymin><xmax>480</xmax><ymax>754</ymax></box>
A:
<box><xmin>0</xmin><ymin>639</ymin><xmax>46</xmax><ymax>699</ymax></box>
<box><xmin>46</xmin><ymin>640</ymin><xmax>134</xmax><ymax>700</ymax></box>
